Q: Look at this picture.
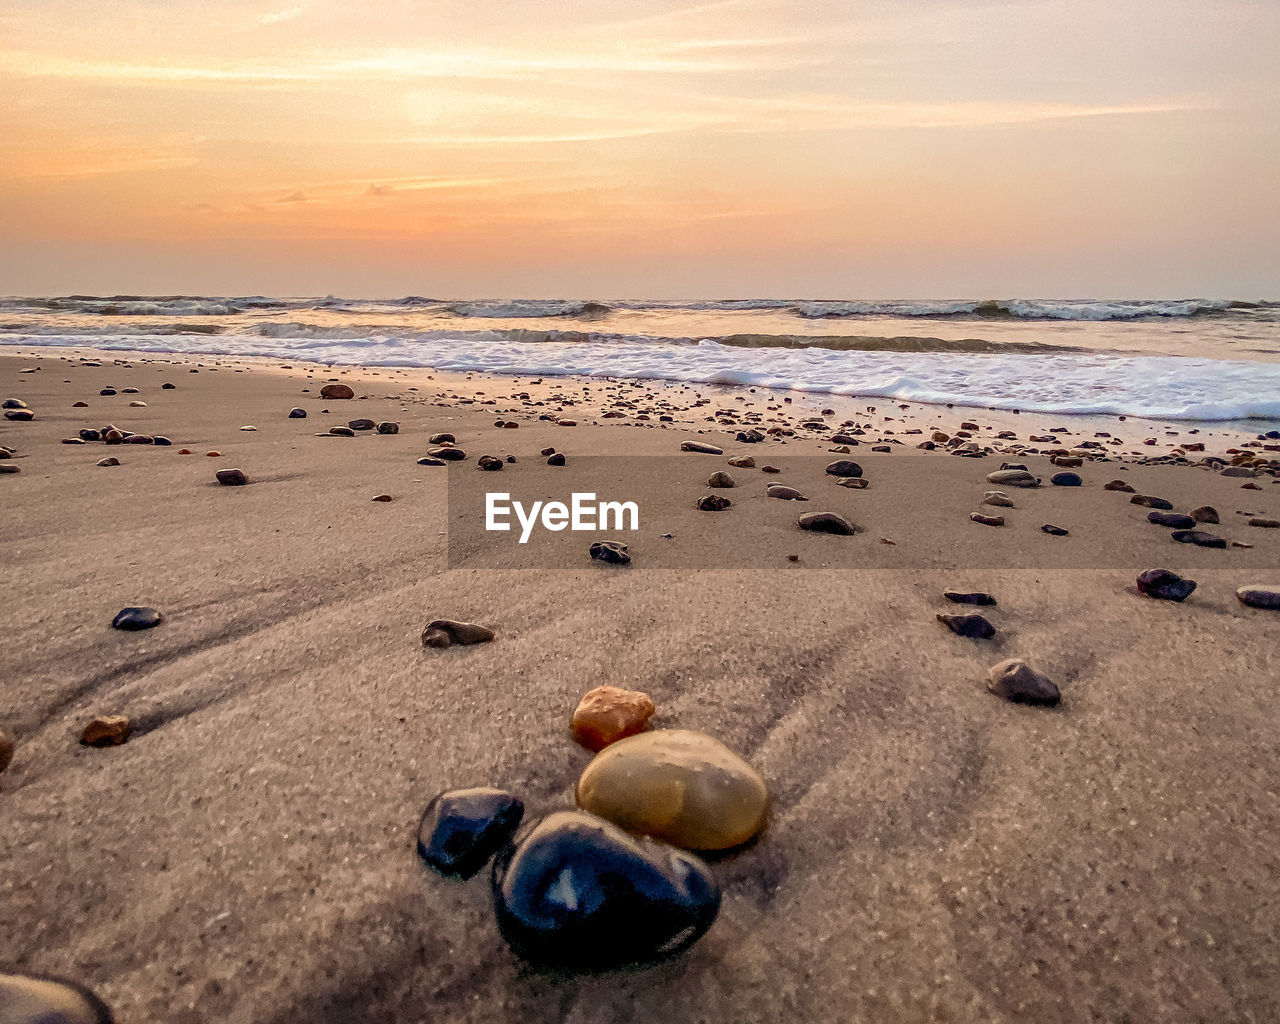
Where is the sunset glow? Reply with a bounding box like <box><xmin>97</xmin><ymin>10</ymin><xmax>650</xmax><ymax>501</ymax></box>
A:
<box><xmin>3</xmin><ymin>0</ymin><xmax>1277</xmax><ymax>296</ymax></box>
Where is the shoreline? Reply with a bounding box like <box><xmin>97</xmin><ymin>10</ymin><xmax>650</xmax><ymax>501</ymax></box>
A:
<box><xmin>3</xmin><ymin>346</ymin><xmax>1280</xmax><ymax>1023</ymax></box>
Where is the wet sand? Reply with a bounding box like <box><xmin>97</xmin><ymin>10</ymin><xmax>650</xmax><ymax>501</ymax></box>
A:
<box><xmin>2</xmin><ymin>348</ymin><xmax>1280</xmax><ymax>1024</ymax></box>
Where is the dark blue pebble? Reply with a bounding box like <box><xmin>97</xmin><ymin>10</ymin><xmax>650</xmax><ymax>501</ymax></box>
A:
<box><xmin>417</xmin><ymin>787</ymin><xmax>523</xmax><ymax>880</ymax></box>
<box><xmin>111</xmin><ymin>606</ymin><xmax>163</xmax><ymax>631</ymax></box>
<box><xmin>1050</xmin><ymin>472</ymin><xmax>1082</xmax><ymax>486</ymax></box>
<box><xmin>492</xmin><ymin>811</ymin><xmax>720</xmax><ymax>970</ymax></box>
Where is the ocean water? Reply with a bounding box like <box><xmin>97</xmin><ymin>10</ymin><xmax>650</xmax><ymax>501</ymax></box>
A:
<box><xmin>3</xmin><ymin>295</ymin><xmax>1280</xmax><ymax>424</ymax></box>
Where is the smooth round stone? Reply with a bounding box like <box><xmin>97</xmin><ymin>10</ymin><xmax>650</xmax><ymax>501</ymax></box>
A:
<box><xmin>416</xmin><ymin>456</ymin><xmax>446</xmax><ymax>467</ymax></box>
<box><xmin>428</xmin><ymin>446</ymin><xmax>467</xmax><ymax>461</ymax></box>
<box><xmin>547</xmin><ymin>452</ymin><xmax>566</xmax><ymax>466</ymax></box>
<box><xmin>986</xmin><ymin>469</ymin><xmax>1039</xmax><ymax>487</ymax></box>
<box><xmin>348</xmin><ymin>418</ymin><xmax>375</xmax><ymax>430</ymax></box>
<box><xmin>319</xmin><ymin>383</ymin><xmax>354</xmax><ymax>399</ymax></box>
<box><xmin>421</xmin><ymin>619</ymin><xmax>494</xmax><ymax>648</ymax></box>
<box><xmin>680</xmin><ymin>441</ymin><xmax>723</xmax><ymax>455</ymax></box>
<box><xmin>1237</xmin><ymin>586</ymin><xmax>1280</xmax><ymax>610</ymax></box>
<box><xmin>944</xmin><ymin>590</ymin><xmax>996</xmax><ymax>605</ymax></box>
<box><xmin>112</xmin><ymin>606</ymin><xmax>163</xmax><ymax>631</ymax></box>
<box><xmin>477</xmin><ymin>454</ymin><xmax>504</xmax><ymax>471</ymax></box>
<box><xmin>1</xmin><ymin>399</ymin><xmax>27</xmax><ymax>409</ymax></box>
<box><xmin>707</xmin><ymin>471</ymin><xmax>734</xmax><ymax>488</ymax></box>
<box><xmin>80</xmin><ymin>715</ymin><xmax>131</xmax><ymax>747</ymax></box>
<box><xmin>986</xmin><ymin>659</ymin><xmax>1060</xmax><ymax>706</ymax></box>
<box><xmin>288</xmin><ymin>407</ymin><xmax>307</xmax><ymax>418</ymax></box>
<box><xmin>727</xmin><ymin>455</ymin><xmax>755</xmax><ymax>468</ymax></box>
<box><xmin>572</xmin><ymin>685</ymin><xmax>656</xmax><ymax>751</ymax></box>
<box><xmin>824</xmin><ymin>459</ymin><xmax>862</xmax><ymax>478</ymax></box>
<box><xmin>492</xmin><ymin>811</ymin><xmax>721</xmax><ymax>970</ymax></box>
<box><xmin>1104</xmin><ymin>479</ymin><xmax>1136</xmax><ymax>492</ymax></box>
<box><xmin>798</xmin><ymin>512</ymin><xmax>858</xmax><ymax>535</ymax></box>
<box><xmin>1137</xmin><ymin>568</ymin><xmax>1197</xmax><ymax>602</ymax></box>
<box><xmin>1131</xmin><ymin>494</ymin><xmax>1173</xmax><ymax>510</ymax></box>
<box><xmin>100</xmin><ymin>388</ymin><xmax>117</xmax><ymax>396</ymax></box>
<box><xmin>1148</xmin><ymin>511</ymin><xmax>1195</xmax><ymax>529</ymax></box>
<box><xmin>1041</xmin><ymin>524</ymin><xmax>1069</xmax><ymax>536</ymax></box>
<box><xmin>576</xmin><ymin>729</ymin><xmax>769</xmax><ymax>851</ymax></box>
<box><xmin>215</xmin><ymin>468</ymin><xmax>248</xmax><ymax>485</ymax></box>
<box><xmin>428</xmin><ymin>432</ymin><xmax>455</xmax><ymax>444</ymax></box>
<box><xmin>970</xmin><ymin>512</ymin><xmax>1004</xmax><ymax>527</ymax></box>
<box><xmin>0</xmin><ymin>729</ymin><xmax>13</xmax><ymax>774</ymax></box>
<box><xmin>162</xmin><ymin>382</ymin><xmax>176</xmax><ymax>390</ymax></box>
<box><xmin>3</xmin><ymin>409</ymin><xmax>34</xmax><ymax>421</ymax></box>
<box><xmin>328</xmin><ymin>426</ymin><xmax>355</xmax><ymax>437</ymax></box>
<box><xmin>153</xmin><ymin>436</ymin><xmax>172</xmax><ymax>446</ymax></box>
<box><xmin>79</xmin><ymin>429</ymin><xmax>101</xmax><ymax>441</ymax></box>
<box><xmin>121</xmin><ymin>387</ymin><xmax>139</xmax><ymax>394</ymax></box>
<box><xmin>1189</xmin><ymin>505</ymin><xmax>1219</xmax><ymax>524</ymax></box>
<box><xmin>937</xmin><ymin>612</ymin><xmax>995</xmax><ymax>639</ymax></box>
<box><xmin>0</xmin><ymin>972</ymin><xmax>112</xmax><ymax>1024</ymax></box>
<box><xmin>417</xmin><ymin>787</ymin><xmax>523</xmax><ymax>879</ymax></box>
<box><xmin>767</xmin><ymin>484</ymin><xmax>808</xmax><ymax>501</ymax></box>
<box><xmin>1171</xmin><ymin>529</ymin><xmax>1227</xmax><ymax>548</ymax></box>
<box><xmin>983</xmin><ymin>490</ymin><xmax>1014</xmax><ymax>507</ymax></box>
<box><xmin>376</xmin><ymin>421</ymin><xmax>399</xmax><ymax>434</ymax></box>
<box><xmin>1050</xmin><ymin>472</ymin><xmax>1082</xmax><ymax>486</ymax></box>
<box><xmin>97</xmin><ymin>457</ymin><xmax>119</xmax><ymax>467</ymax></box>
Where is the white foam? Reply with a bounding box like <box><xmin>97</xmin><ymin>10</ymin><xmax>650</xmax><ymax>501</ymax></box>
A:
<box><xmin>6</xmin><ymin>330</ymin><xmax>1280</xmax><ymax>422</ymax></box>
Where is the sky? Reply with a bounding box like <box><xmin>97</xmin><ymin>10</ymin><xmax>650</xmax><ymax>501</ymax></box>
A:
<box><xmin>2</xmin><ymin>0</ymin><xmax>1278</xmax><ymax>298</ymax></box>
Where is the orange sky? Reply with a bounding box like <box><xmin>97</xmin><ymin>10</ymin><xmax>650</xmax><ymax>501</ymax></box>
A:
<box><xmin>2</xmin><ymin>0</ymin><xmax>1277</xmax><ymax>297</ymax></box>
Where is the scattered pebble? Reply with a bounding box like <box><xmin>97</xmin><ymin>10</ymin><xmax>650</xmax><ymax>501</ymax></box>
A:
<box><xmin>937</xmin><ymin>612</ymin><xmax>996</xmax><ymax>639</ymax></box>
<box><xmin>1041</xmin><ymin>524</ymin><xmax>1069</xmax><ymax>536</ymax></box>
<box><xmin>825</xmin><ymin>459</ymin><xmax>862</xmax><ymax>478</ymax></box>
<box><xmin>1250</xmin><ymin>518</ymin><xmax>1280</xmax><ymax>528</ymax></box>
<box><xmin>680</xmin><ymin>441</ymin><xmax>723</xmax><ymax>455</ymax></box>
<box><xmin>3</xmin><ymin>409</ymin><xmax>34</xmax><ymax>421</ymax></box>
<box><xmin>1190</xmin><ymin>505</ymin><xmax>1219</xmax><ymax>524</ymax></box>
<box><xmin>1131</xmin><ymin>495</ymin><xmax>1174</xmax><ymax>510</ymax></box>
<box><xmin>491</xmin><ymin>811</ymin><xmax>720</xmax><ymax>969</ymax></box>
<box><xmin>421</xmin><ymin>619</ymin><xmax>495</xmax><ymax>648</ymax></box>
<box><xmin>837</xmin><ymin>477</ymin><xmax>869</xmax><ymax>489</ymax></box>
<box><xmin>428</xmin><ymin>446</ymin><xmax>467</xmax><ymax>461</ymax></box>
<box><xmin>417</xmin><ymin>787</ymin><xmax>524</xmax><ymax>879</ymax></box>
<box><xmin>798</xmin><ymin>511</ymin><xmax>858</xmax><ymax>535</ymax></box>
<box><xmin>428</xmin><ymin>433</ymin><xmax>456</xmax><ymax>444</ymax></box>
<box><xmin>572</xmin><ymin>685</ymin><xmax>656</xmax><ymax>751</ymax></box>
<box><xmin>215</xmin><ymin>468</ymin><xmax>248</xmax><ymax>486</ymax></box>
<box><xmin>986</xmin><ymin>659</ymin><xmax>1060</xmax><ymax>706</ymax></box>
<box><xmin>986</xmin><ymin>469</ymin><xmax>1039</xmax><ymax>487</ymax></box>
<box><xmin>727</xmin><ymin>455</ymin><xmax>756</xmax><ymax>468</ymax></box>
<box><xmin>130</xmin><ymin>401</ymin><xmax>148</xmax><ymax>408</ymax></box>
<box><xmin>80</xmin><ymin>715</ymin><xmax>132</xmax><ymax>747</ymax></box>
<box><xmin>1050</xmin><ymin>472</ymin><xmax>1082</xmax><ymax>487</ymax></box>
<box><xmin>1137</xmin><ymin>569</ymin><xmax>1197</xmax><ymax>602</ymax></box>
<box><xmin>372</xmin><ymin>493</ymin><xmax>393</xmax><ymax>502</ymax></box>
<box><xmin>288</xmin><ymin>407</ymin><xmax>307</xmax><ymax>418</ymax></box>
<box><xmin>328</xmin><ymin>426</ymin><xmax>355</xmax><ymax>437</ymax></box>
<box><xmin>477</xmin><ymin>455</ymin><xmax>504</xmax><ymax>471</ymax></box>
<box><xmin>377</xmin><ymin>421</ymin><xmax>399</xmax><ymax>434</ymax></box>
<box><xmin>970</xmin><ymin>512</ymin><xmax>1005</xmax><ymax>527</ymax></box>
<box><xmin>944</xmin><ymin>590</ymin><xmax>997</xmax><ymax>605</ymax></box>
<box><xmin>319</xmin><ymin>384</ymin><xmax>355</xmax><ymax>399</ymax></box>
<box><xmin>416</xmin><ymin>456</ymin><xmax>446</xmax><ymax>467</ymax></box>
<box><xmin>767</xmin><ymin>484</ymin><xmax>808</xmax><ymax>501</ymax></box>
<box><xmin>547</xmin><ymin>452</ymin><xmax>566</xmax><ymax>466</ymax></box>
<box><xmin>761</xmin><ymin>465</ymin><xmax>781</xmax><ymax>474</ymax></box>
<box><xmin>111</xmin><ymin>606</ymin><xmax>163</xmax><ymax>631</ymax></box>
<box><xmin>707</xmin><ymin>471</ymin><xmax>735</xmax><ymax>488</ymax></box>
<box><xmin>577</xmin><ymin>729</ymin><xmax>769</xmax><ymax>851</ymax></box>
<box><xmin>348</xmin><ymin>418</ymin><xmax>375</xmax><ymax>431</ymax></box>
<box><xmin>983</xmin><ymin>490</ymin><xmax>1014</xmax><ymax>507</ymax></box>
<box><xmin>96</xmin><ymin>457</ymin><xmax>120</xmax><ymax>467</ymax></box>
<box><xmin>1148</xmin><ymin>512</ymin><xmax>1196</xmax><ymax>529</ymax></box>
<box><xmin>696</xmin><ymin>494</ymin><xmax>731</xmax><ymax>511</ymax></box>
<box><xmin>590</xmin><ymin>540</ymin><xmax>631</xmax><ymax>565</ymax></box>
<box><xmin>1171</xmin><ymin>530</ymin><xmax>1227</xmax><ymax>548</ymax></box>
<box><xmin>1236</xmin><ymin>586</ymin><xmax>1280</xmax><ymax>610</ymax></box>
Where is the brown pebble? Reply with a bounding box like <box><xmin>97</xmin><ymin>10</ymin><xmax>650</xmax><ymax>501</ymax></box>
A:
<box><xmin>1250</xmin><ymin>517</ymin><xmax>1280</xmax><ymax>528</ymax></box>
<box><xmin>571</xmin><ymin>685</ymin><xmax>656</xmax><ymax>751</ymax></box>
<box><xmin>96</xmin><ymin>457</ymin><xmax>120</xmax><ymax>467</ymax></box>
<box><xmin>970</xmin><ymin>513</ymin><xmax>1005</xmax><ymax>527</ymax></box>
<box><xmin>422</xmin><ymin>619</ymin><xmax>495</xmax><ymax>648</ymax></box>
<box><xmin>320</xmin><ymin>383</ymin><xmax>355</xmax><ymax>399</ymax></box>
<box><xmin>986</xmin><ymin>659</ymin><xmax>1060</xmax><ymax>706</ymax></box>
<box><xmin>0</xmin><ymin>728</ymin><xmax>13</xmax><ymax>773</ymax></box>
<box><xmin>1190</xmin><ymin>505</ymin><xmax>1219</xmax><ymax>524</ymax></box>
<box><xmin>372</xmin><ymin>493</ymin><xmax>393</xmax><ymax>502</ymax></box>
<box><xmin>215</xmin><ymin>468</ymin><xmax>248</xmax><ymax>486</ymax></box>
<box><xmin>205</xmin><ymin>450</ymin><xmax>221</xmax><ymax>457</ymax></box>
<box><xmin>80</xmin><ymin>715</ymin><xmax>132</xmax><ymax>747</ymax></box>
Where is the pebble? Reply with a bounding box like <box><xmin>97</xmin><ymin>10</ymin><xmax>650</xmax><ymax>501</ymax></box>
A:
<box><xmin>416</xmin><ymin>456</ymin><xmax>446</xmax><ymax>467</ymax></box>
<box><xmin>1137</xmin><ymin>568</ymin><xmax>1197</xmax><ymax>602</ymax></box>
<box><xmin>1148</xmin><ymin>511</ymin><xmax>1196</xmax><ymax>529</ymax></box>
<box><xmin>348</xmin><ymin>418</ymin><xmax>375</xmax><ymax>430</ymax></box>
<box><xmin>696</xmin><ymin>494</ymin><xmax>731</xmax><ymax>511</ymax></box>
<box><xmin>1250</xmin><ymin>518</ymin><xmax>1280</xmax><ymax>528</ymax></box>
<box><xmin>970</xmin><ymin>513</ymin><xmax>1005</xmax><ymax>527</ymax></box>
<box><xmin>96</xmin><ymin>457</ymin><xmax>120</xmax><ymax>467</ymax></box>
<box><xmin>428</xmin><ymin>432</ymin><xmax>455</xmax><ymax>444</ymax></box>
<box><xmin>0</xmin><ymin>464</ymin><xmax>22</xmax><ymax>474</ymax></box>
<box><xmin>162</xmin><ymin>383</ymin><xmax>175</xmax><ymax>390</ymax></box>
<box><xmin>837</xmin><ymin>477</ymin><xmax>869</xmax><ymax>489</ymax></box>
<box><xmin>1190</xmin><ymin>505</ymin><xmax>1219</xmax><ymax>524</ymax></box>
<box><xmin>577</xmin><ymin>729</ymin><xmax>769</xmax><ymax>850</ymax></box>
<box><xmin>1</xmin><ymin>399</ymin><xmax>26</xmax><ymax>409</ymax></box>
<box><xmin>154</xmin><ymin>436</ymin><xmax>172</xmax><ymax>446</ymax></box>
<box><xmin>986</xmin><ymin>659</ymin><xmax>1060</xmax><ymax>706</ymax></box>
<box><xmin>944</xmin><ymin>590</ymin><xmax>997</xmax><ymax>605</ymax></box>
<box><xmin>477</xmin><ymin>455</ymin><xmax>504</xmax><ymax>471</ymax></box>
<box><xmin>121</xmin><ymin>387</ymin><xmax>139</xmax><ymax>394</ymax></box>
<box><xmin>372</xmin><ymin>493</ymin><xmax>393</xmax><ymax>502</ymax></box>
<box><xmin>73</xmin><ymin>401</ymin><xmax>88</xmax><ymax>407</ymax></box>
<box><xmin>0</xmin><ymin>729</ymin><xmax>12</xmax><ymax>774</ymax></box>
<box><xmin>79</xmin><ymin>429</ymin><xmax>101</xmax><ymax>441</ymax></box>
<box><xmin>319</xmin><ymin>383</ymin><xmax>355</xmax><ymax>399</ymax></box>
<box><xmin>681</xmin><ymin>441</ymin><xmax>723</xmax><ymax>455</ymax></box>
<box><xmin>288</xmin><ymin>407</ymin><xmax>307</xmax><ymax>418</ymax></box>
<box><xmin>111</xmin><ymin>606</ymin><xmax>163</xmax><ymax>630</ymax></box>
<box><xmin>130</xmin><ymin>400</ymin><xmax>148</xmax><ymax>408</ymax></box>
<box><xmin>100</xmin><ymin>388</ymin><xmax>117</xmax><ymax>396</ymax></box>
<box><xmin>492</xmin><ymin>811</ymin><xmax>720</xmax><ymax>969</ymax></box>
<box><xmin>1041</xmin><ymin>524</ymin><xmax>1069</xmax><ymax>536</ymax></box>
<box><xmin>215</xmin><ymin>468</ymin><xmax>248</xmax><ymax>486</ymax></box>
<box><xmin>1104</xmin><ymin>480</ymin><xmax>1136</xmax><ymax>492</ymax></box>
<box><xmin>572</xmin><ymin>685</ymin><xmax>656</xmax><ymax>751</ymax></box>
<box><xmin>983</xmin><ymin>490</ymin><xmax>1014</xmax><ymax>507</ymax></box>
<box><xmin>736</xmin><ymin>428</ymin><xmax>765</xmax><ymax>443</ymax></box>
<box><xmin>61</xmin><ymin>437</ymin><xmax>86</xmax><ymax>445</ymax></box>
<box><xmin>124</xmin><ymin>434</ymin><xmax>154</xmax><ymax>445</ymax></box>
<box><xmin>421</xmin><ymin>619</ymin><xmax>495</xmax><ymax>648</ymax></box>
<box><xmin>707</xmin><ymin>471</ymin><xmax>735</xmax><ymax>488</ymax></box>
<box><xmin>3</xmin><ymin>409</ymin><xmax>34</xmax><ymax>421</ymax></box>
<box><xmin>80</xmin><ymin>715</ymin><xmax>132</xmax><ymax>746</ymax></box>
<box><xmin>761</xmin><ymin>465</ymin><xmax>781</xmax><ymax>474</ymax></box>
<box><xmin>727</xmin><ymin>455</ymin><xmax>755</xmax><ymax>468</ymax></box>
<box><xmin>557</xmin><ymin>419</ymin><xmax>578</xmax><ymax>427</ymax></box>
<box><xmin>1236</xmin><ymin>586</ymin><xmax>1280</xmax><ymax>610</ymax></box>
<box><xmin>1221</xmin><ymin>466</ymin><xmax>1256</xmax><ymax>477</ymax></box>
<box><xmin>417</xmin><ymin>787</ymin><xmax>524</xmax><ymax>879</ymax></box>
<box><xmin>0</xmin><ymin>971</ymin><xmax>111</xmax><ymax>1023</ymax></box>
<box><xmin>377</xmin><ymin>421</ymin><xmax>399</xmax><ymax>434</ymax></box>
<box><xmin>986</xmin><ymin>469</ymin><xmax>1039</xmax><ymax>487</ymax></box>
<box><xmin>1050</xmin><ymin>472</ymin><xmax>1082</xmax><ymax>487</ymax></box>
<box><xmin>937</xmin><ymin>612</ymin><xmax>996</xmax><ymax>639</ymax></box>
<box><xmin>798</xmin><ymin>511</ymin><xmax>858</xmax><ymax>534</ymax></box>
<box><xmin>541</xmin><ymin>451</ymin><xmax>564</xmax><ymax>466</ymax></box>
<box><xmin>327</xmin><ymin>426</ymin><xmax>355</xmax><ymax>437</ymax></box>
<box><xmin>590</xmin><ymin>540</ymin><xmax>631</xmax><ymax>565</ymax></box>
<box><xmin>1130</xmin><ymin>495</ymin><xmax>1174</xmax><ymax>510</ymax></box>
<box><xmin>767</xmin><ymin>484</ymin><xmax>808</xmax><ymax>501</ymax></box>
<box><xmin>428</xmin><ymin>446</ymin><xmax>467</xmax><ymax>461</ymax></box>
<box><xmin>205</xmin><ymin>450</ymin><xmax>221</xmax><ymax>457</ymax></box>
<box><xmin>825</xmin><ymin>459</ymin><xmax>862</xmax><ymax>478</ymax></box>
<box><xmin>1171</xmin><ymin>530</ymin><xmax>1227</xmax><ymax>548</ymax></box>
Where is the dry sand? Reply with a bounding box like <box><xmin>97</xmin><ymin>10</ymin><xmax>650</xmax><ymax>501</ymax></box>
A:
<box><xmin>2</xmin><ymin>348</ymin><xmax>1280</xmax><ymax>1023</ymax></box>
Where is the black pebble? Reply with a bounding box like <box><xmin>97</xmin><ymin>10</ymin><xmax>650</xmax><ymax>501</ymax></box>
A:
<box><xmin>1136</xmin><ymin>568</ymin><xmax>1197</xmax><ymax>602</ymax></box>
<box><xmin>1171</xmin><ymin>530</ymin><xmax>1227</xmax><ymax>548</ymax></box>
<box><xmin>937</xmin><ymin>612</ymin><xmax>996</xmax><ymax>639</ymax></box>
<box><xmin>1050</xmin><ymin>472</ymin><xmax>1082</xmax><ymax>486</ymax></box>
<box><xmin>491</xmin><ymin>811</ymin><xmax>721</xmax><ymax>970</ymax></box>
<box><xmin>288</xmin><ymin>408</ymin><xmax>307</xmax><ymax>418</ymax></box>
<box><xmin>418</xmin><ymin>787</ymin><xmax>524</xmax><ymax>880</ymax></box>
<box><xmin>1148</xmin><ymin>511</ymin><xmax>1195</xmax><ymax>529</ymax></box>
<box><xmin>1041</xmin><ymin>524</ymin><xmax>1069</xmax><ymax>535</ymax></box>
<box><xmin>590</xmin><ymin>540</ymin><xmax>631</xmax><ymax>565</ymax></box>
<box><xmin>112</xmin><ymin>606</ymin><xmax>163</xmax><ymax>631</ymax></box>
<box><xmin>943</xmin><ymin>590</ymin><xmax>996</xmax><ymax>606</ymax></box>
<box><xmin>547</xmin><ymin>452</ymin><xmax>566</xmax><ymax>466</ymax></box>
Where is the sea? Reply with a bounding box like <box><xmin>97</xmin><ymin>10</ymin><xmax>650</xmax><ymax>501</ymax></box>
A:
<box><xmin>3</xmin><ymin>295</ymin><xmax>1279</xmax><ymax>426</ymax></box>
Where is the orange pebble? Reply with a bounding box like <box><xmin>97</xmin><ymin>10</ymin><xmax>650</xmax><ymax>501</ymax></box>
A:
<box><xmin>205</xmin><ymin>451</ymin><xmax>221</xmax><ymax>457</ymax></box>
<box><xmin>178</xmin><ymin>448</ymin><xmax>192</xmax><ymax>455</ymax></box>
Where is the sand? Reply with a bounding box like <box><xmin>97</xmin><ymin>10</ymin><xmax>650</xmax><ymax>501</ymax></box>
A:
<box><xmin>2</xmin><ymin>348</ymin><xmax>1279</xmax><ymax>1024</ymax></box>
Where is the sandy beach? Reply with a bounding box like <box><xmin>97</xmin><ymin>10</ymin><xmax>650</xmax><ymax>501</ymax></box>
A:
<box><xmin>3</xmin><ymin>347</ymin><xmax>1280</xmax><ymax>1023</ymax></box>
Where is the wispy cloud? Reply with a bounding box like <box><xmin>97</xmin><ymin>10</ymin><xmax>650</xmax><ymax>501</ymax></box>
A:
<box><xmin>259</xmin><ymin>5</ymin><xmax>305</xmax><ymax>26</ymax></box>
